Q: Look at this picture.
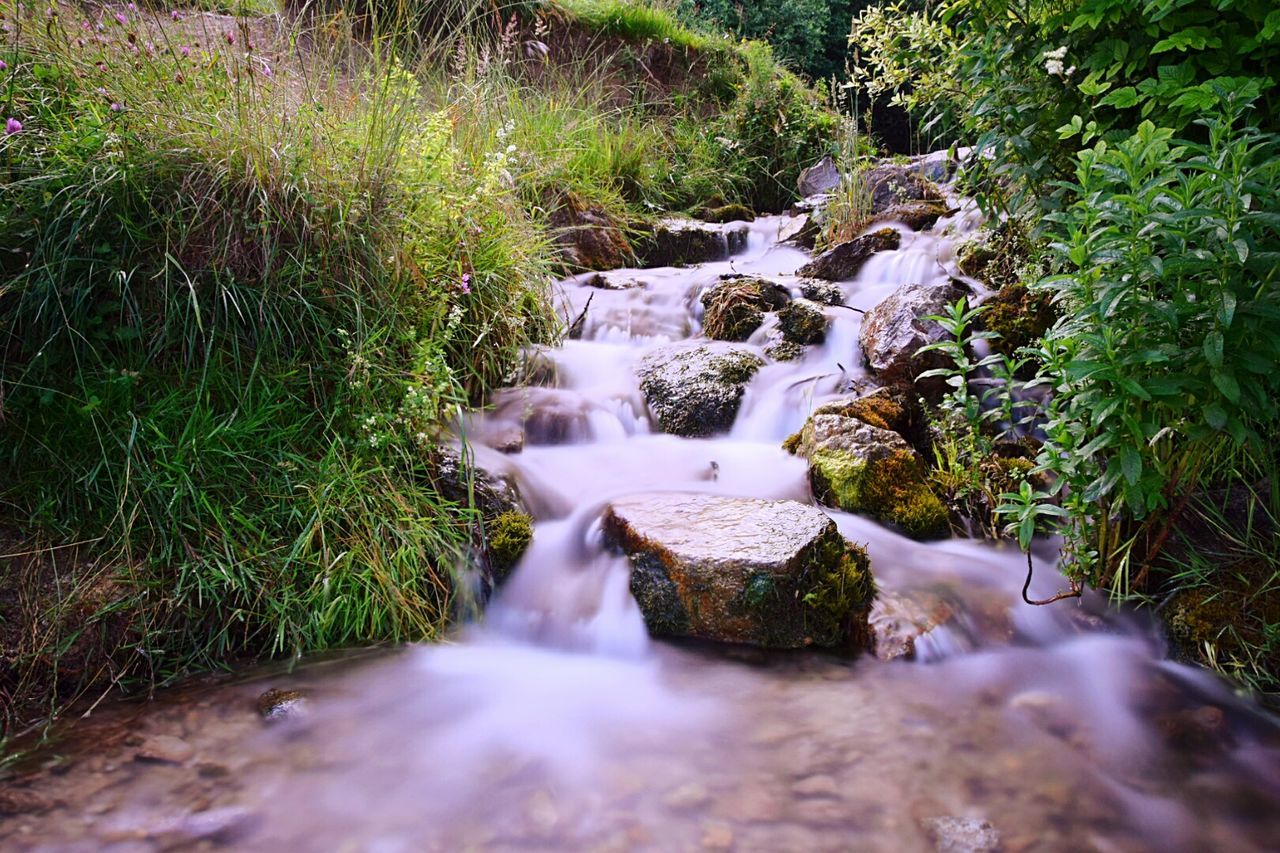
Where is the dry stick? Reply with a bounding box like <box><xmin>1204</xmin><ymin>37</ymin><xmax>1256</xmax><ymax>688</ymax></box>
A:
<box><xmin>0</xmin><ymin>537</ymin><xmax>104</xmax><ymax>560</ymax></box>
<box><xmin>1022</xmin><ymin>550</ymin><xmax>1083</xmax><ymax>606</ymax></box>
<box><xmin>566</xmin><ymin>291</ymin><xmax>593</xmax><ymax>339</ymax></box>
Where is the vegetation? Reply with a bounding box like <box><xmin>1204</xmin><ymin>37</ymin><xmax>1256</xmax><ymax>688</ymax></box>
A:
<box><xmin>0</xmin><ymin>0</ymin><xmax>838</xmax><ymax>737</ymax></box>
<box><xmin>854</xmin><ymin>0</ymin><xmax>1280</xmax><ymax>691</ymax></box>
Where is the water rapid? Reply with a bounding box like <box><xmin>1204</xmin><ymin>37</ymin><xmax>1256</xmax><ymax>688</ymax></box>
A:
<box><xmin>3</xmin><ymin>209</ymin><xmax>1279</xmax><ymax>853</ymax></box>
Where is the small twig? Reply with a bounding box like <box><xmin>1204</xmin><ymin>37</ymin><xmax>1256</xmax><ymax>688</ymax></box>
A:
<box><xmin>567</xmin><ymin>292</ymin><xmax>593</xmax><ymax>339</ymax></box>
<box><xmin>831</xmin><ymin>304</ymin><xmax>866</xmax><ymax>314</ymax></box>
<box><xmin>1021</xmin><ymin>550</ymin><xmax>1082</xmax><ymax>606</ymax></box>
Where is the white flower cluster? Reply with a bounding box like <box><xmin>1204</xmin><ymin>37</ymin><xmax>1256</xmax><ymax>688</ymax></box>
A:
<box><xmin>1044</xmin><ymin>46</ymin><xmax>1075</xmax><ymax>78</ymax></box>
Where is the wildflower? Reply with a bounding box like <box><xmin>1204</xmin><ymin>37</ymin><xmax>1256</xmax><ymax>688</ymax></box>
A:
<box><xmin>460</xmin><ymin>273</ymin><xmax>472</xmax><ymax>294</ymax></box>
<box><xmin>225</xmin><ymin>32</ymin><xmax>234</xmax><ymax>45</ymax></box>
<box><xmin>128</xmin><ymin>2</ymin><xmax>137</xmax><ymax>10</ymax></box>
<box><xmin>5</xmin><ymin>117</ymin><xmax>22</xmax><ymax>135</ymax></box>
<box><xmin>114</xmin><ymin>12</ymin><xmax>127</xmax><ymax>25</ymax></box>
<box><xmin>180</xmin><ymin>45</ymin><xmax>191</xmax><ymax>57</ymax></box>
<box><xmin>1044</xmin><ymin>45</ymin><xmax>1068</xmax><ymax>77</ymax></box>
<box><xmin>110</xmin><ymin>102</ymin><xmax>123</xmax><ymax>112</ymax></box>
<box><xmin>98</xmin><ymin>62</ymin><xmax>108</xmax><ymax>72</ymax></box>
<box><xmin>0</xmin><ymin>60</ymin><xmax>6</xmax><ymax>71</ymax></box>
<box><xmin>171</xmin><ymin>10</ymin><xmax>182</xmax><ymax>21</ymax></box>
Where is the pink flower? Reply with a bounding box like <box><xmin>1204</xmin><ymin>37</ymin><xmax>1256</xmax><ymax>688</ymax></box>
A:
<box><xmin>5</xmin><ymin>118</ymin><xmax>22</xmax><ymax>135</ymax></box>
<box><xmin>114</xmin><ymin>12</ymin><xmax>127</xmax><ymax>25</ymax></box>
<box><xmin>171</xmin><ymin>10</ymin><xmax>182</xmax><ymax>21</ymax></box>
<box><xmin>224</xmin><ymin>32</ymin><xmax>234</xmax><ymax>45</ymax></box>
<box><xmin>110</xmin><ymin>102</ymin><xmax>123</xmax><ymax>112</ymax></box>
<box><xmin>180</xmin><ymin>45</ymin><xmax>191</xmax><ymax>57</ymax></box>
<box><xmin>460</xmin><ymin>273</ymin><xmax>472</xmax><ymax>294</ymax></box>
<box><xmin>0</xmin><ymin>60</ymin><xmax>7</xmax><ymax>71</ymax></box>
<box><xmin>128</xmin><ymin>3</ymin><xmax>137</xmax><ymax>10</ymax></box>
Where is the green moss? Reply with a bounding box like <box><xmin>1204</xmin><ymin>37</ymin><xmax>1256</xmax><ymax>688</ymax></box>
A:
<box><xmin>801</xmin><ymin>535</ymin><xmax>875</xmax><ymax>647</ymax></box>
<box><xmin>744</xmin><ymin>571</ymin><xmax>777</xmax><ymax>609</ymax></box>
<box><xmin>487</xmin><ymin>511</ymin><xmax>534</xmax><ymax>581</ymax></box>
<box><xmin>811</xmin><ymin>448</ymin><xmax>949</xmax><ymax>540</ymax></box>
<box><xmin>701</xmin><ymin>203</ymin><xmax>755</xmax><ymax>223</ymax></box>
<box><xmin>781</xmin><ymin>430</ymin><xmax>804</xmax><ymax>455</ymax></box>
<box><xmin>982</xmin><ymin>283</ymin><xmax>1057</xmax><ymax>358</ymax></box>
<box><xmin>810</xmin><ymin>448</ymin><xmax>870</xmax><ymax>510</ymax></box>
<box><xmin>777</xmin><ymin>299</ymin><xmax>828</xmax><ymax>345</ymax></box>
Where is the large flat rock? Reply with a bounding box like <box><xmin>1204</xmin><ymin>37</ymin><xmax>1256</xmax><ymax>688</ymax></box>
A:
<box><xmin>603</xmin><ymin>492</ymin><xmax>874</xmax><ymax>649</ymax></box>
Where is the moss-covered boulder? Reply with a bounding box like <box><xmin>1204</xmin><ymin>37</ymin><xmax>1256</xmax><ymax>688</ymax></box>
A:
<box><xmin>786</xmin><ymin>402</ymin><xmax>949</xmax><ymax>540</ymax></box>
<box><xmin>798</xmin><ymin>278</ymin><xmax>845</xmax><ymax>306</ymax></box>
<box><xmin>700</xmin><ymin>275</ymin><xmax>788</xmax><ymax>341</ymax></box>
<box><xmin>797</xmin><ymin>227</ymin><xmax>900</xmax><ymax>281</ymax></box>
<box><xmin>632</xmin><ymin>218</ymin><xmax>749</xmax><ymax>267</ymax></box>
<box><xmin>700</xmin><ymin>203</ymin><xmax>755</xmax><ymax>224</ymax></box>
<box><xmin>637</xmin><ymin>342</ymin><xmax>763</xmax><ymax>437</ymax></box>
<box><xmin>980</xmin><ymin>283</ymin><xmax>1057</xmax><ymax>358</ymax></box>
<box><xmin>859</xmin><ymin>280</ymin><xmax>972</xmax><ymax>402</ymax></box>
<box><xmin>602</xmin><ymin>492</ymin><xmax>874</xmax><ymax>649</ymax></box>
<box><xmin>765</xmin><ymin>339</ymin><xmax>805</xmax><ymax>362</ymax></box>
<box><xmin>777</xmin><ymin>298</ymin><xmax>829</xmax><ymax>345</ymax></box>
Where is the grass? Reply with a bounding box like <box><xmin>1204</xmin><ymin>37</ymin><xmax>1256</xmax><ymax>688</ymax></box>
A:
<box><xmin>0</xmin><ymin>0</ymin><xmax>839</xmax><ymax>739</ymax></box>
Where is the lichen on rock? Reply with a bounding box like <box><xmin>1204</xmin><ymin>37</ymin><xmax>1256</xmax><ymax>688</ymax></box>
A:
<box><xmin>603</xmin><ymin>493</ymin><xmax>874</xmax><ymax>649</ymax></box>
<box><xmin>486</xmin><ymin>510</ymin><xmax>534</xmax><ymax>581</ymax></box>
<box><xmin>777</xmin><ymin>298</ymin><xmax>828</xmax><ymax>345</ymax></box>
<box><xmin>637</xmin><ymin>342</ymin><xmax>764</xmax><ymax>437</ymax></box>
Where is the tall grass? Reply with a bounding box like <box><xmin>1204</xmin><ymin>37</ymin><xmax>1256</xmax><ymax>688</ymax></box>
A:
<box><xmin>0</xmin><ymin>0</ymin><xmax>838</xmax><ymax>736</ymax></box>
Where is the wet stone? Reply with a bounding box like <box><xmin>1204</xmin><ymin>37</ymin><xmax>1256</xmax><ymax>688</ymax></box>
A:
<box><xmin>920</xmin><ymin>816</ymin><xmax>1000</xmax><ymax>853</ymax></box>
<box><xmin>602</xmin><ymin>492</ymin><xmax>873</xmax><ymax>648</ymax></box>
<box><xmin>256</xmin><ymin>688</ymin><xmax>309</xmax><ymax>723</ymax></box>
<box><xmin>778</xmin><ymin>298</ymin><xmax>829</xmax><ymax>346</ymax></box>
<box><xmin>798</xmin><ymin>278</ymin><xmax>846</xmax><ymax>306</ymax></box>
<box><xmin>633</xmin><ymin>219</ymin><xmax>749</xmax><ymax>267</ymax></box>
<box><xmin>798</xmin><ymin>228</ymin><xmax>901</xmax><ymax>281</ymax></box>
<box><xmin>637</xmin><ymin>342</ymin><xmax>763</xmax><ymax>437</ymax></box>
<box><xmin>134</xmin><ymin>735</ymin><xmax>195</xmax><ymax>765</ymax></box>
<box><xmin>859</xmin><ymin>280</ymin><xmax>973</xmax><ymax>403</ymax></box>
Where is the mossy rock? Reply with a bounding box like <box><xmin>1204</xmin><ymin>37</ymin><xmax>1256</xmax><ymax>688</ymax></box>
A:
<box><xmin>981</xmin><ymin>283</ymin><xmax>1057</xmax><ymax>358</ymax></box>
<box><xmin>798</xmin><ymin>278</ymin><xmax>845</xmax><ymax>306</ymax></box>
<box><xmin>777</xmin><ymin>298</ymin><xmax>828</xmax><ymax>345</ymax></box>
<box><xmin>603</xmin><ymin>493</ymin><xmax>875</xmax><ymax>649</ymax></box>
<box><xmin>766</xmin><ymin>339</ymin><xmax>805</xmax><ymax>362</ymax></box>
<box><xmin>810</xmin><ymin>447</ymin><xmax>949</xmax><ymax>540</ymax></box>
<box><xmin>486</xmin><ymin>510</ymin><xmax>534</xmax><ymax>581</ymax></box>
<box><xmin>700</xmin><ymin>203</ymin><xmax>755</xmax><ymax>224</ymax></box>
<box><xmin>637</xmin><ymin>342</ymin><xmax>764</xmax><ymax>437</ymax></box>
<box><xmin>798</xmin><ymin>227</ymin><xmax>900</xmax><ymax>282</ymax></box>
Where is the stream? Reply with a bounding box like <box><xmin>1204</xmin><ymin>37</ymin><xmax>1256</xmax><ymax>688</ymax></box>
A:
<box><xmin>3</xmin><ymin>205</ymin><xmax>1279</xmax><ymax>852</ymax></box>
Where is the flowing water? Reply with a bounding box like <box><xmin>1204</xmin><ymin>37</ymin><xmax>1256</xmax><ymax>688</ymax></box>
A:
<box><xmin>3</xmin><ymin>207</ymin><xmax>1280</xmax><ymax>852</ymax></box>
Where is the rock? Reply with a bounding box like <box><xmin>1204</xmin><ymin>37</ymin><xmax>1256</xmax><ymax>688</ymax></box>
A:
<box><xmin>701</xmin><ymin>822</ymin><xmax>735</xmax><ymax>850</ymax></box>
<box><xmin>663</xmin><ymin>783</ymin><xmax>711</xmax><ymax>808</ymax></box>
<box><xmin>632</xmin><ymin>219</ymin><xmax>748</xmax><ymax>267</ymax></box>
<box><xmin>869</xmin><ymin>590</ymin><xmax>954</xmax><ymax>661</ymax></box>
<box><xmin>797</xmin><ymin>155</ymin><xmax>842</xmax><ymax>197</ymax></box>
<box><xmin>602</xmin><ymin>492</ymin><xmax>874</xmax><ymax>648</ymax></box>
<box><xmin>637</xmin><ymin>343</ymin><xmax>763</xmax><ymax>437</ymax></box>
<box><xmin>777</xmin><ymin>298</ymin><xmax>828</xmax><ymax>345</ymax></box>
<box><xmin>875</xmin><ymin>201</ymin><xmax>953</xmax><ymax>232</ymax></box>
<box><xmin>766</xmin><ymin>339</ymin><xmax>805</xmax><ymax>362</ymax></box>
<box><xmin>700</xmin><ymin>275</ymin><xmax>787</xmax><ymax>342</ymax></box>
<box><xmin>785</xmin><ymin>398</ymin><xmax>949</xmax><ymax>539</ymax></box>
<box><xmin>0</xmin><ymin>787</ymin><xmax>51</xmax><ymax>816</ymax></box>
<box><xmin>548</xmin><ymin>194</ymin><xmax>632</xmax><ymax>272</ymax></box>
<box><xmin>700</xmin><ymin>203</ymin><xmax>755</xmax><ymax>224</ymax></box>
<box><xmin>859</xmin><ymin>280</ymin><xmax>972</xmax><ymax>402</ymax></box>
<box><xmin>920</xmin><ymin>816</ymin><xmax>1000</xmax><ymax>853</ymax></box>
<box><xmin>797</xmin><ymin>228</ymin><xmax>900</xmax><ymax>281</ymax></box>
<box><xmin>779</xmin><ymin>213</ymin><xmax>820</xmax><ymax>249</ymax></box>
<box><xmin>135</xmin><ymin>735</ymin><xmax>194</xmax><ymax>765</ymax></box>
<box><xmin>256</xmin><ymin>688</ymin><xmax>309</xmax><ymax>723</ymax></box>
<box><xmin>862</xmin><ymin>163</ymin><xmax>945</xmax><ymax>215</ymax></box>
<box><xmin>979</xmin><ymin>282</ymin><xmax>1057</xmax><ymax>358</ymax></box>
<box><xmin>583</xmin><ymin>272</ymin><xmax>646</xmax><ymax>291</ymax></box>
<box><xmin>148</xmin><ymin>806</ymin><xmax>261</xmax><ymax>846</ymax></box>
<box><xmin>798</xmin><ymin>279</ymin><xmax>845</xmax><ymax>306</ymax></box>
<box><xmin>432</xmin><ymin>446</ymin><xmax>525</xmax><ymax>521</ymax></box>
<box><xmin>512</xmin><ymin>346</ymin><xmax>558</xmax><ymax>387</ymax></box>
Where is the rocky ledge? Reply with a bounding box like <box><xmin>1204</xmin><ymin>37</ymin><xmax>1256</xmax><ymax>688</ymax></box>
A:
<box><xmin>603</xmin><ymin>492</ymin><xmax>874</xmax><ymax>649</ymax></box>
